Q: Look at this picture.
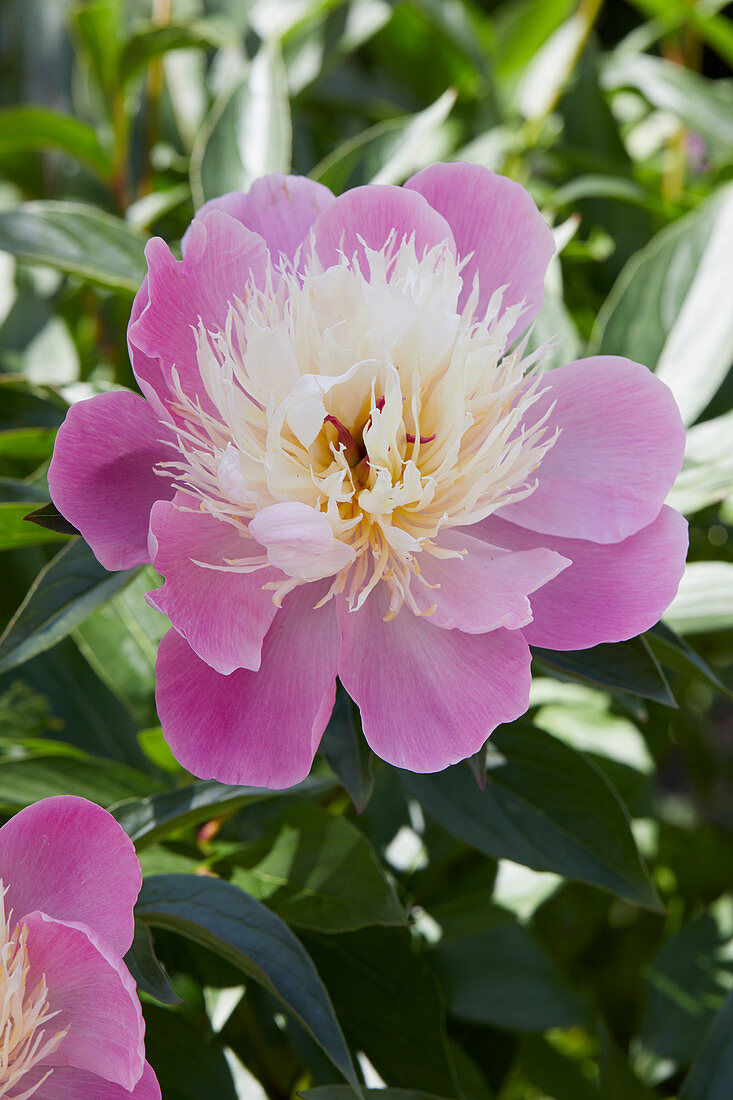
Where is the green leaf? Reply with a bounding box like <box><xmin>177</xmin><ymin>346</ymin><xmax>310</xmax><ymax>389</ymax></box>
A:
<box><xmin>645</xmin><ymin>622</ymin><xmax>733</xmax><ymax>698</ymax></box>
<box><xmin>433</xmin><ymin>922</ymin><xmax>591</xmax><ymax>1031</ymax></box>
<box><xmin>226</xmin><ymin>803</ymin><xmax>405</xmax><ymax>932</ymax></box>
<box><xmin>124</xmin><ymin>920</ymin><xmax>181</xmax><ymax>1006</ymax></box>
<box><xmin>73</xmin><ymin>567</ymin><xmax>167</xmax><ymax>728</ymax></box>
<box><xmin>594</xmin><ymin>183</ymin><xmax>733</xmax><ymax>425</ymax></box>
<box><xmin>142</xmin><ymin>1003</ymin><xmax>238</xmax><ymax>1100</ymax></box>
<box><xmin>667</xmin><ymin>409</ymin><xmax>733</xmax><ymax>515</ymax></box>
<box><xmin>301</xmin><ymin>1091</ymin><xmax>453</xmax><ymax>1100</ymax></box>
<box><xmin>642</xmin><ymin>899</ymin><xmax>733</xmax><ymax>1064</ymax></box>
<box><xmin>0</xmin><ymin>502</ymin><xmax>71</xmax><ymax>550</ymax></box>
<box><xmin>0</xmin><ymin>539</ymin><xmax>136</xmax><ymax>676</ymax></box>
<box><xmin>71</xmin><ymin>0</ymin><xmax>122</xmax><ymax>108</ymax></box>
<box><xmin>311</xmin><ymin>89</ymin><xmax>457</xmax><ymax>194</ymax></box>
<box><xmin>0</xmin><ymin>427</ymin><xmax>57</xmax><ymax>461</ymax></box>
<box><xmin>135</xmin><ymin>874</ymin><xmax>360</xmax><ymax>1093</ymax></box>
<box><xmin>492</xmin><ymin>0</ymin><xmax>575</xmax><ymax>80</ymax></box>
<box><xmin>112</xmin><ymin>775</ymin><xmax>333</xmax><ymax>848</ymax></box>
<box><xmin>602</xmin><ymin>51</ymin><xmax>733</xmax><ymax>154</ymax></box>
<box><xmin>0</xmin><ymin>106</ymin><xmax>112</xmax><ymax>175</ymax></box>
<box><xmin>665</xmin><ymin>562</ymin><xmax>733</xmax><ymax>636</ymax></box>
<box><xmin>191</xmin><ymin>38</ymin><xmax>292</xmax><ymax>207</ymax></box>
<box><xmin>23</xmin><ymin>502</ymin><xmax>79</xmax><ymax>538</ymax></box>
<box><xmin>518</xmin><ymin>1034</ymin><xmax>601</xmax><ymax>1100</ymax></box>
<box><xmin>319</xmin><ymin>683</ymin><xmax>373</xmax><ymax>812</ymax></box>
<box><xmin>679</xmin><ymin>987</ymin><xmax>733</xmax><ymax>1100</ymax></box>
<box><xmin>0</xmin><ymin>202</ymin><xmax>147</xmax><ymax>292</ymax></box>
<box><xmin>402</xmin><ymin>724</ymin><xmax>661</xmax><ymax>909</ymax></box>
<box><xmin>532</xmin><ymin>636</ymin><xmax>676</xmax><ymax>705</ymax></box>
<box><xmin>302</xmin><ymin>927</ymin><xmax>458</xmax><ymax>1095</ymax></box>
<box><xmin>599</xmin><ymin>1029</ymin><xmax>657</xmax><ymax>1100</ymax></box>
<box><xmin>0</xmin><ymin>739</ymin><xmax>165</xmax><ymax>808</ymax></box>
<box><xmin>119</xmin><ymin>17</ymin><xmax>236</xmax><ymax>85</ymax></box>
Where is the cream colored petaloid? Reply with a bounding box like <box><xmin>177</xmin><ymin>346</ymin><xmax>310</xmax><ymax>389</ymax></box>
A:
<box><xmin>0</xmin><ymin>887</ymin><xmax>66</xmax><ymax>1100</ymax></box>
<box><xmin>158</xmin><ymin>233</ymin><xmax>558</xmax><ymax>618</ymax></box>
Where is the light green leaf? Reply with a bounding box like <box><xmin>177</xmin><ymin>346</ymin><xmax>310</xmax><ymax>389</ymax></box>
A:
<box><xmin>594</xmin><ymin>183</ymin><xmax>733</xmax><ymax>425</ymax></box>
<box><xmin>0</xmin><ymin>202</ymin><xmax>147</xmax><ymax>292</ymax></box>
<box><xmin>136</xmin><ymin>874</ymin><xmax>361</xmax><ymax>1094</ymax></box>
<box><xmin>403</xmin><ymin>724</ymin><xmax>661</xmax><ymax>909</ymax></box>
<box><xmin>0</xmin><ymin>738</ymin><xmax>165</xmax><ymax>808</ymax></box>
<box><xmin>667</xmin><ymin>409</ymin><xmax>733</xmax><ymax>515</ymax></box>
<box><xmin>191</xmin><ymin>38</ymin><xmax>292</xmax><ymax>207</ymax></box>
<box><xmin>311</xmin><ymin>90</ymin><xmax>457</xmax><ymax>194</ymax></box>
<box><xmin>119</xmin><ymin>17</ymin><xmax>236</xmax><ymax>84</ymax></box>
<box><xmin>0</xmin><ymin>502</ymin><xmax>71</xmax><ymax>550</ymax></box>
<box><xmin>664</xmin><ymin>562</ymin><xmax>733</xmax><ymax>635</ymax></box>
<box><xmin>602</xmin><ymin>51</ymin><xmax>733</xmax><ymax>153</ymax></box>
<box><xmin>0</xmin><ymin>106</ymin><xmax>112</xmax><ymax>175</ymax></box>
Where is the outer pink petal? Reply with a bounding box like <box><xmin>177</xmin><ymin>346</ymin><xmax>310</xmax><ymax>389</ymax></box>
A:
<box><xmin>128</xmin><ymin>210</ymin><xmax>268</xmax><ymax>414</ymax></box>
<box><xmin>147</xmin><ymin>497</ymin><xmax>279</xmax><ymax>674</ymax></box>
<box><xmin>48</xmin><ymin>391</ymin><xmax>173</xmax><ymax>571</ymax></box>
<box><xmin>337</xmin><ymin>590</ymin><xmax>531</xmax><ymax>772</ymax></box>
<box><xmin>311</xmin><ymin>183</ymin><xmax>456</xmax><ymax>271</ymax></box>
<box><xmin>476</xmin><ymin>507</ymin><xmax>689</xmax><ymax>650</ymax></box>
<box><xmin>499</xmin><ymin>356</ymin><xmax>686</xmax><ymax>544</ymax></box>
<box><xmin>24</xmin><ymin>914</ymin><xmax>145</xmax><ymax>1090</ymax></box>
<box><xmin>186</xmin><ymin>174</ymin><xmax>334</xmax><ymax>265</ymax></box>
<box><xmin>30</xmin><ymin>1062</ymin><xmax>160</xmax><ymax>1100</ymax></box>
<box><xmin>405</xmin><ymin>162</ymin><xmax>554</xmax><ymax>339</ymax></box>
<box><xmin>414</xmin><ymin>529</ymin><xmax>569</xmax><ymax>633</ymax></box>
<box><xmin>155</xmin><ymin>583</ymin><xmax>339</xmax><ymax>788</ymax></box>
<box><xmin>0</xmin><ymin>796</ymin><xmax>140</xmax><ymax>957</ymax></box>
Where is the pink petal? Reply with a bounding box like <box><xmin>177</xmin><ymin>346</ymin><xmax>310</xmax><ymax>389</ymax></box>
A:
<box><xmin>48</xmin><ymin>391</ymin><xmax>173</xmax><ymax>571</ymax></box>
<box><xmin>0</xmin><ymin>796</ymin><xmax>141</xmax><ymax>957</ymax></box>
<box><xmin>498</xmin><ymin>356</ymin><xmax>686</xmax><ymax>544</ymax></box>
<box><xmin>311</xmin><ymin>183</ymin><xmax>456</xmax><ymax>272</ymax></box>
<box><xmin>31</xmin><ymin>1062</ymin><xmax>160</xmax><ymax>1100</ymax></box>
<box><xmin>24</xmin><ymin>914</ymin><xmax>145</xmax><ymax>1090</ymax></box>
<box><xmin>128</xmin><ymin>210</ymin><xmax>269</xmax><ymax>415</ymax></box>
<box><xmin>414</xmin><ymin>530</ymin><xmax>569</xmax><ymax>632</ymax></box>
<box><xmin>186</xmin><ymin>174</ymin><xmax>334</xmax><ymax>265</ymax></box>
<box><xmin>337</xmin><ymin>590</ymin><xmax>532</xmax><ymax>771</ymax></box>
<box><xmin>405</xmin><ymin>162</ymin><xmax>554</xmax><ymax>339</ymax></box>
<box><xmin>155</xmin><ymin>583</ymin><xmax>339</xmax><ymax>788</ymax></box>
<box><xmin>476</xmin><ymin>507</ymin><xmax>689</xmax><ymax>650</ymax></box>
<box><xmin>249</xmin><ymin>501</ymin><xmax>356</xmax><ymax>581</ymax></box>
<box><xmin>147</xmin><ymin>497</ymin><xmax>279</xmax><ymax>674</ymax></box>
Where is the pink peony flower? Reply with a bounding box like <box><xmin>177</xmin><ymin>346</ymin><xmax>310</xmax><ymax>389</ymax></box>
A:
<box><xmin>0</xmin><ymin>796</ymin><xmax>159</xmax><ymax>1099</ymax></box>
<box><xmin>49</xmin><ymin>164</ymin><xmax>688</xmax><ymax>787</ymax></box>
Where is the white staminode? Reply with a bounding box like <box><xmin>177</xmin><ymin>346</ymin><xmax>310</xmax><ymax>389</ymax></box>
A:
<box><xmin>160</xmin><ymin>232</ymin><xmax>557</xmax><ymax>617</ymax></box>
<box><xmin>0</xmin><ymin>885</ymin><xmax>67</xmax><ymax>1100</ymax></box>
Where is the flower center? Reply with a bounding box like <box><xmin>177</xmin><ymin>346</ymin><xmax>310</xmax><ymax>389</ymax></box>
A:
<box><xmin>0</xmin><ymin>885</ymin><xmax>66</xmax><ymax>1100</ymax></box>
<box><xmin>159</xmin><ymin>234</ymin><xmax>557</xmax><ymax>616</ymax></box>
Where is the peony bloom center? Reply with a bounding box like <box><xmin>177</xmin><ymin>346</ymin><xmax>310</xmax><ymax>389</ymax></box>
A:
<box><xmin>160</xmin><ymin>232</ymin><xmax>557</xmax><ymax>617</ymax></box>
<box><xmin>0</xmin><ymin>885</ymin><xmax>66</xmax><ymax>1100</ymax></box>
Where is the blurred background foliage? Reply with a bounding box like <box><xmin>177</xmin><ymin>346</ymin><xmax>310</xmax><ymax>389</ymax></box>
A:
<box><xmin>1</xmin><ymin>0</ymin><xmax>733</xmax><ymax>1097</ymax></box>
